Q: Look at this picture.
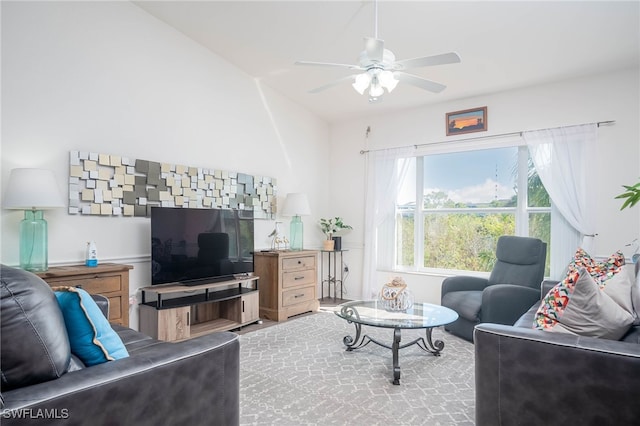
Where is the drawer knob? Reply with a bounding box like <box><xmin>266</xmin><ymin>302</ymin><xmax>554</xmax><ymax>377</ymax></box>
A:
<box><xmin>294</xmin><ymin>276</ymin><xmax>304</xmax><ymax>280</ymax></box>
<box><xmin>294</xmin><ymin>293</ymin><xmax>304</xmax><ymax>298</ymax></box>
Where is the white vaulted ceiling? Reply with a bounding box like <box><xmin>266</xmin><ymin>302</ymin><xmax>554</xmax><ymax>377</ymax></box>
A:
<box><xmin>133</xmin><ymin>1</ymin><xmax>640</xmax><ymax>123</ymax></box>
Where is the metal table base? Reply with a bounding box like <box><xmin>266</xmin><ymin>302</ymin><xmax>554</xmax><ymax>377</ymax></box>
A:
<box><xmin>342</xmin><ymin>321</ymin><xmax>445</xmax><ymax>385</ymax></box>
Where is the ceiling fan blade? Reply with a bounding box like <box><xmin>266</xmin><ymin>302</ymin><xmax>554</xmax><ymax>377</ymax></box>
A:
<box><xmin>394</xmin><ymin>52</ymin><xmax>461</xmax><ymax>70</ymax></box>
<box><xmin>295</xmin><ymin>60</ymin><xmax>362</xmax><ymax>70</ymax></box>
<box><xmin>394</xmin><ymin>72</ymin><xmax>447</xmax><ymax>93</ymax></box>
<box><xmin>364</xmin><ymin>37</ymin><xmax>384</xmax><ymax>62</ymax></box>
<box><xmin>308</xmin><ymin>74</ymin><xmax>357</xmax><ymax>94</ymax></box>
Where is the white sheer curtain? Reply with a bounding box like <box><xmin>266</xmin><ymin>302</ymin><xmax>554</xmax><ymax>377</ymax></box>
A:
<box><xmin>362</xmin><ymin>146</ymin><xmax>415</xmax><ymax>298</ymax></box>
<box><xmin>523</xmin><ymin>123</ymin><xmax>598</xmax><ymax>278</ymax></box>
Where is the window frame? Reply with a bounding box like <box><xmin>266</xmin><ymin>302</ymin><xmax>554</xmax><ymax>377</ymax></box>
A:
<box><xmin>394</xmin><ymin>144</ymin><xmax>551</xmax><ymax>274</ymax></box>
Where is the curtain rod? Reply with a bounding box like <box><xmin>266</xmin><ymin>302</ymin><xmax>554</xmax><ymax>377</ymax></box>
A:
<box><xmin>359</xmin><ymin>120</ymin><xmax>615</xmax><ymax>154</ymax></box>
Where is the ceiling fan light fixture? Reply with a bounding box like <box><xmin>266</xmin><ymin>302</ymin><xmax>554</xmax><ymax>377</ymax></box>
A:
<box><xmin>379</xmin><ymin>70</ymin><xmax>399</xmax><ymax>92</ymax></box>
<box><xmin>296</xmin><ymin>0</ymin><xmax>460</xmax><ymax>98</ymax></box>
<box><xmin>369</xmin><ymin>81</ymin><xmax>384</xmax><ymax>98</ymax></box>
<box><xmin>352</xmin><ymin>73</ymin><xmax>371</xmax><ymax>95</ymax></box>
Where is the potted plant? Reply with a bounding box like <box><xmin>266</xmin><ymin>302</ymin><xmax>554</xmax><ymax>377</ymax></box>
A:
<box><xmin>319</xmin><ymin>217</ymin><xmax>352</xmax><ymax>251</ymax></box>
<box><xmin>616</xmin><ymin>179</ymin><xmax>640</xmax><ymax>210</ymax></box>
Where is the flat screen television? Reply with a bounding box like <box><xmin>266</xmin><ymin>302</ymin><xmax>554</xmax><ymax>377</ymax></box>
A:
<box><xmin>150</xmin><ymin>206</ymin><xmax>254</xmax><ymax>286</ymax></box>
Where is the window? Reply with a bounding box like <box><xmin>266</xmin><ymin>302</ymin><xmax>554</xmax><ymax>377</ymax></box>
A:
<box><xmin>396</xmin><ymin>145</ymin><xmax>550</xmax><ymax>274</ymax></box>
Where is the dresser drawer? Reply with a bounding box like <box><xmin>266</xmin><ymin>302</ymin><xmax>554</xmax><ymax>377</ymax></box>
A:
<box><xmin>282</xmin><ymin>269</ymin><xmax>316</xmax><ymax>289</ymax></box>
<box><xmin>282</xmin><ymin>255</ymin><xmax>316</xmax><ymax>271</ymax></box>
<box><xmin>56</xmin><ymin>275</ymin><xmax>122</xmax><ymax>294</ymax></box>
<box><xmin>107</xmin><ymin>295</ymin><xmax>122</xmax><ymax>321</ymax></box>
<box><xmin>282</xmin><ymin>286</ymin><xmax>315</xmax><ymax>307</ymax></box>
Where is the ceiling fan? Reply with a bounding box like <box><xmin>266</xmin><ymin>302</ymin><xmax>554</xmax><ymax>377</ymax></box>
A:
<box><xmin>295</xmin><ymin>0</ymin><xmax>461</xmax><ymax>102</ymax></box>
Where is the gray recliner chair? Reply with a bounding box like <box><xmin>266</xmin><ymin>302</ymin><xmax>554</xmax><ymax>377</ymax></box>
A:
<box><xmin>440</xmin><ymin>235</ymin><xmax>547</xmax><ymax>342</ymax></box>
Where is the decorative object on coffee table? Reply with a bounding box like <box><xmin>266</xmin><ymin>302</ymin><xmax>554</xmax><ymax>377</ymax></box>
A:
<box><xmin>3</xmin><ymin>168</ymin><xmax>65</xmax><ymax>272</ymax></box>
<box><xmin>379</xmin><ymin>276</ymin><xmax>414</xmax><ymax>312</ymax></box>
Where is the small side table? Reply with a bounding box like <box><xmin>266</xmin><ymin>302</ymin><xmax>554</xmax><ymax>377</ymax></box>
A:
<box><xmin>320</xmin><ymin>250</ymin><xmax>347</xmax><ymax>301</ymax></box>
<box><xmin>36</xmin><ymin>263</ymin><xmax>132</xmax><ymax>327</ymax></box>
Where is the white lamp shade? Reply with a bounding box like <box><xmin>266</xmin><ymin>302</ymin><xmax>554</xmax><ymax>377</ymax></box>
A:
<box><xmin>352</xmin><ymin>73</ymin><xmax>372</xmax><ymax>95</ymax></box>
<box><xmin>3</xmin><ymin>168</ymin><xmax>65</xmax><ymax>210</ymax></box>
<box><xmin>379</xmin><ymin>70</ymin><xmax>399</xmax><ymax>92</ymax></box>
<box><xmin>281</xmin><ymin>193</ymin><xmax>311</xmax><ymax>216</ymax></box>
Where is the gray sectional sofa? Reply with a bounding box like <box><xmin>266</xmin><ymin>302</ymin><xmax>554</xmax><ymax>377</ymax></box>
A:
<box><xmin>1</xmin><ymin>264</ymin><xmax>240</xmax><ymax>425</ymax></box>
<box><xmin>474</xmin><ymin>278</ymin><xmax>640</xmax><ymax>425</ymax></box>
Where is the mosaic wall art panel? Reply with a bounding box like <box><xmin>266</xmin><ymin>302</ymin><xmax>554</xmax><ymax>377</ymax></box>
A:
<box><xmin>68</xmin><ymin>151</ymin><xmax>276</xmax><ymax>219</ymax></box>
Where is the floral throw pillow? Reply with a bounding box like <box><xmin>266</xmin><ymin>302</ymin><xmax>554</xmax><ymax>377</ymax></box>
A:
<box><xmin>534</xmin><ymin>269</ymin><xmax>581</xmax><ymax>330</ymax></box>
<box><xmin>534</xmin><ymin>248</ymin><xmax>635</xmax><ymax>339</ymax></box>
<box><xmin>567</xmin><ymin>248</ymin><xmax>625</xmax><ymax>284</ymax></box>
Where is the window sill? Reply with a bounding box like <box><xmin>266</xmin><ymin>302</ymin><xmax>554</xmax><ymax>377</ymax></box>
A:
<box><xmin>380</xmin><ymin>267</ymin><xmax>491</xmax><ymax>280</ymax></box>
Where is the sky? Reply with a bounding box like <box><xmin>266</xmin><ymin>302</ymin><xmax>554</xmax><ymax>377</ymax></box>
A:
<box><xmin>398</xmin><ymin>147</ymin><xmax>519</xmax><ymax>205</ymax></box>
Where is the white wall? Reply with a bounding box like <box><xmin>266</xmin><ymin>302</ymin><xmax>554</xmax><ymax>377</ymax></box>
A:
<box><xmin>330</xmin><ymin>67</ymin><xmax>640</xmax><ymax>303</ymax></box>
<box><xmin>1</xmin><ymin>1</ymin><xmax>330</xmax><ymax>329</ymax></box>
<box><xmin>3</xmin><ymin>2</ymin><xmax>639</xmax><ymax>323</ymax></box>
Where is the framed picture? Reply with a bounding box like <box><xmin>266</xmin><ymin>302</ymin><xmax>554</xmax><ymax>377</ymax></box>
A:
<box><xmin>446</xmin><ymin>106</ymin><xmax>488</xmax><ymax>136</ymax></box>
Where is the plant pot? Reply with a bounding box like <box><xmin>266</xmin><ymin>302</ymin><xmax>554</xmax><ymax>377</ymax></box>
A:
<box><xmin>332</xmin><ymin>236</ymin><xmax>342</xmax><ymax>251</ymax></box>
<box><xmin>323</xmin><ymin>240</ymin><xmax>335</xmax><ymax>251</ymax></box>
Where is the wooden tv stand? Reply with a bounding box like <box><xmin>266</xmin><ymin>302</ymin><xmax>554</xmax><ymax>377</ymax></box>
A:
<box><xmin>138</xmin><ymin>276</ymin><xmax>259</xmax><ymax>342</ymax></box>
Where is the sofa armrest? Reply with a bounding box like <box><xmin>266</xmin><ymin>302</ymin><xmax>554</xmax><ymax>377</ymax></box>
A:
<box><xmin>1</xmin><ymin>332</ymin><xmax>240</xmax><ymax>425</ymax></box>
<box><xmin>480</xmin><ymin>285</ymin><xmax>540</xmax><ymax>325</ymax></box>
<box><xmin>474</xmin><ymin>323</ymin><xmax>640</xmax><ymax>426</ymax></box>
<box><xmin>441</xmin><ymin>275</ymin><xmax>489</xmax><ymax>298</ymax></box>
<box><xmin>541</xmin><ymin>279</ymin><xmax>559</xmax><ymax>298</ymax></box>
<box><xmin>90</xmin><ymin>294</ymin><xmax>109</xmax><ymax>319</ymax></box>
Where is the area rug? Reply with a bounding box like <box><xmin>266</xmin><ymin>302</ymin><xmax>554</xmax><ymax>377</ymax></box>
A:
<box><xmin>239</xmin><ymin>310</ymin><xmax>475</xmax><ymax>425</ymax></box>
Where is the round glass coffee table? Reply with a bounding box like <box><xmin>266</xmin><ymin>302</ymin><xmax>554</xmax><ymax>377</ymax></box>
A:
<box><xmin>335</xmin><ymin>300</ymin><xmax>458</xmax><ymax>385</ymax></box>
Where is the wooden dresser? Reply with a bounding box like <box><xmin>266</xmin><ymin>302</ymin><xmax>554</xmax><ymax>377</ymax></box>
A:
<box><xmin>36</xmin><ymin>263</ymin><xmax>132</xmax><ymax>327</ymax></box>
<box><xmin>254</xmin><ymin>250</ymin><xmax>319</xmax><ymax>321</ymax></box>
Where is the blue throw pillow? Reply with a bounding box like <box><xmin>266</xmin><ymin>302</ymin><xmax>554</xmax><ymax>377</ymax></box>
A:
<box><xmin>54</xmin><ymin>287</ymin><xmax>128</xmax><ymax>366</ymax></box>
